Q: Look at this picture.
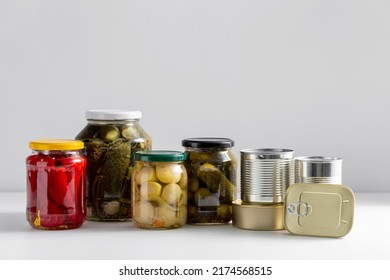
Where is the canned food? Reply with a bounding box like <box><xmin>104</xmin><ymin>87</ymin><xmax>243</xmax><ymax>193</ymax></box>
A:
<box><xmin>295</xmin><ymin>156</ymin><xmax>342</xmax><ymax>184</ymax></box>
<box><xmin>233</xmin><ymin>148</ymin><xmax>294</xmax><ymax>231</ymax></box>
<box><xmin>240</xmin><ymin>149</ymin><xmax>294</xmax><ymax>203</ymax></box>
<box><xmin>182</xmin><ymin>138</ymin><xmax>237</xmax><ymax>224</ymax></box>
<box><xmin>75</xmin><ymin>110</ymin><xmax>152</xmax><ymax>221</ymax></box>
<box><xmin>132</xmin><ymin>151</ymin><xmax>187</xmax><ymax>229</ymax></box>
<box><xmin>284</xmin><ymin>183</ymin><xmax>354</xmax><ymax>237</ymax></box>
<box><xmin>26</xmin><ymin>139</ymin><xmax>87</xmax><ymax>230</ymax></box>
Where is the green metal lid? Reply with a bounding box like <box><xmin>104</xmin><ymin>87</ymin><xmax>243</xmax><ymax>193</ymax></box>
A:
<box><xmin>134</xmin><ymin>150</ymin><xmax>186</xmax><ymax>162</ymax></box>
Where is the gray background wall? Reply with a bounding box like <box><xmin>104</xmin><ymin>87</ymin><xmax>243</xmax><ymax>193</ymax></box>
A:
<box><xmin>1</xmin><ymin>0</ymin><xmax>389</xmax><ymax>192</ymax></box>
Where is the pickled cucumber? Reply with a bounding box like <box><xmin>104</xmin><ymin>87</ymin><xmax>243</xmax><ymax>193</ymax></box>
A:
<box><xmin>217</xmin><ymin>204</ymin><xmax>232</xmax><ymax>219</ymax></box>
<box><xmin>188</xmin><ymin>178</ymin><xmax>199</xmax><ymax>193</ymax></box>
<box><xmin>121</xmin><ymin>126</ymin><xmax>139</xmax><ymax>139</ymax></box>
<box><xmin>99</xmin><ymin>125</ymin><xmax>120</xmax><ymax>143</ymax></box>
<box><xmin>184</xmin><ymin>148</ymin><xmax>236</xmax><ymax>224</ymax></box>
<box><xmin>76</xmin><ymin>122</ymin><xmax>152</xmax><ymax>221</ymax></box>
<box><xmin>198</xmin><ymin>163</ymin><xmax>222</xmax><ymax>193</ymax></box>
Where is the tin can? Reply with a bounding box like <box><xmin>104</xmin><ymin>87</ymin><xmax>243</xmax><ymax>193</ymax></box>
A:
<box><xmin>295</xmin><ymin>156</ymin><xmax>342</xmax><ymax>184</ymax></box>
<box><xmin>240</xmin><ymin>149</ymin><xmax>294</xmax><ymax>204</ymax></box>
<box><xmin>233</xmin><ymin>148</ymin><xmax>294</xmax><ymax>231</ymax></box>
<box><xmin>284</xmin><ymin>183</ymin><xmax>354</xmax><ymax>237</ymax></box>
<box><xmin>26</xmin><ymin>139</ymin><xmax>87</xmax><ymax>230</ymax></box>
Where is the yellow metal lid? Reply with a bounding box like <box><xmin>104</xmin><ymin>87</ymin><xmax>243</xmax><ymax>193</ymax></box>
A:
<box><xmin>29</xmin><ymin>139</ymin><xmax>84</xmax><ymax>151</ymax></box>
<box><xmin>284</xmin><ymin>183</ymin><xmax>354</xmax><ymax>238</ymax></box>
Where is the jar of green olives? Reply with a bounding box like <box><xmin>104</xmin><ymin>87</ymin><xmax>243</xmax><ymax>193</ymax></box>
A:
<box><xmin>75</xmin><ymin>110</ymin><xmax>152</xmax><ymax>221</ymax></box>
<box><xmin>182</xmin><ymin>138</ymin><xmax>237</xmax><ymax>224</ymax></box>
<box><xmin>132</xmin><ymin>151</ymin><xmax>187</xmax><ymax>229</ymax></box>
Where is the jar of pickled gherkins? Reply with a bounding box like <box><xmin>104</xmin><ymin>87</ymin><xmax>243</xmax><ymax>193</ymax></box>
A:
<box><xmin>75</xmin><ymin>110</ymin><xmax>152</xmax><ymax>221</ymax></box>
<box><xmin>132</xmin><ymin>151</ymin><xmax>187</xmax><ymax>229</ymax></box>
<box><xmin>26</xmin><ymin>139</ymin><xmax>87</xmax><ymax>230</ymax></box>
<box><xmin>182</xmin><ymin>138</ymin><xmax>237</xmax><ymax>224</ymax></box>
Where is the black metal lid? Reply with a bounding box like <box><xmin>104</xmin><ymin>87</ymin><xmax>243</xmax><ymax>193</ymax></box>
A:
<box><xmin>182</xmin><ymin>137</ymin><xmax>234</xmax><ymax>148</ymax></box>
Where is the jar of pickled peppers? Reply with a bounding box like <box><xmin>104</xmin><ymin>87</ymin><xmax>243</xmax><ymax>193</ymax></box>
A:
<box><xmin>182</xmin><ymin>138</ymin><xmax>237</xmax><ymax>224</ymax></box>
<box><xmin>26</xmin><ymin>139</ymin><xmax>87</xmax><ymax>230</ymax></box>
<box><xmin>75</xmin><ymin>110</ymin><xmax>152</xmax><ymax>221</ymax></box>
<box><xmin>132</xmin><ymin>151</ymin><xmax>187</xmax><ymax>229</ymax></box>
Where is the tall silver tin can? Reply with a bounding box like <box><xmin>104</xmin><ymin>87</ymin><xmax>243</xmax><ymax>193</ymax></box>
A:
<box><xmin>240</xmin><ymin>149</ymin><xmax>294</xmax><ymax>204</ymax></box>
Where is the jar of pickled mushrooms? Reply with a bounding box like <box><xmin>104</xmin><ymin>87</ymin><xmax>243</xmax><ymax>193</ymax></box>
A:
<box><xmin>132</xmin><ymin>151</ymin><xmax>187</xmax><ymax>229</ymax></box>
<box><xmin>75</xmin><ymin>110</ymin><xmax>152</xmax><ymax>221</ymax></box>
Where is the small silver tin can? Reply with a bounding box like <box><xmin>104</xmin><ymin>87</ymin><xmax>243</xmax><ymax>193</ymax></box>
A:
<box><xmin>295</xmin><ymin>156</ymin><xmax>342</xmax><ymax>184</ymax></box>
<box><xmin>240</xmin><ymin>149</ymin><xmax>294</xmax><ymax>204</ymax></box>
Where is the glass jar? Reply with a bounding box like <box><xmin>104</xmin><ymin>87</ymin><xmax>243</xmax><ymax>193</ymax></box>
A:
<box><xmin>132</xmin><ymin>151</ymin><xmax>187</xmax><ymax>229</ymax></box>
<box><xmin>75</xmin><ymin>110</ymin><xmax>152</xmax><ymax>221</ymax></box>
<box><xmin>26</xmin><ymin>139</ymin><xmax>86</xmax><ymax>230</ymax></box>
<box><xmin>182</xmin><ymin>138</ymin><xmax>237</xmax><ymax>224</ymax></box>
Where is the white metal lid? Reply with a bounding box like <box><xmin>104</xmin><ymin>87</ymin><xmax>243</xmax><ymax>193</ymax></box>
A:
<box><xmin>85</xmin><ymin>110</ymin><xmax>142</xmax><ymax>120</ymax></box>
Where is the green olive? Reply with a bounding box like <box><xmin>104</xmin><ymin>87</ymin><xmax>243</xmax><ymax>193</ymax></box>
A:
<box><xmin>194</xmin><ymin>188</ymin><xmax>219</xmax><ymax>207</ymax></box>
<box><xmin>99</xmin><ymin>125</ymin><xmax>120</xmax><ymax>143</ymax></box>
<box><xmin>134</xmin><ymin>201</ymin><xmax>155</xmax><ymax>225</ymax></box>
<box><xmin>103</xmin><ymin>200</ymin><xmax>120</xmax><ymax>215</ymax></box>
<box><xmin>135</xmin><ymin>166</ymin><xmax>157</xmax><ymax>184</ymax></box>
<box><xmin>140</xmin><ymin>182</ymin><xmax>162</xmax><ymax>202</ymax></box>
<box><xmin>156</xmin><ymin>163</ymin><xmax>182</xmax><ymax>184</ymax></box>
<box><xmin>161</xmin><ymin>183</ymin><xmax>182</xmax><ymax>205</ymax></box>
<box><xmin>121</xmin><ymin>126</ymin><xmax>138</xmax><ymax>139</ymax></box>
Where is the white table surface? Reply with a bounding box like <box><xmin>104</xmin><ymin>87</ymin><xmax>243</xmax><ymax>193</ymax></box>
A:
<box><xmin>0</xmin><ymin>192</ymin><xmax>389</xmax><ymax>260</ymax></box>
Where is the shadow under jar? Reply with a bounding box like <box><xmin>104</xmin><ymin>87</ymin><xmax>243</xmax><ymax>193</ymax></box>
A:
<box><xmin>132</xmin><ymin>151</ymin><xmax>187</xmax><ymax>229</ymax></box>
<box><xmin>182</xmin><ymin>138</ymin><xmax>237</xmax><ymax>224</ymax></box>
<box><xmin>75</xmin><ymin>110</ymin><xmax>152</xmax><ymax>221</ymax></box>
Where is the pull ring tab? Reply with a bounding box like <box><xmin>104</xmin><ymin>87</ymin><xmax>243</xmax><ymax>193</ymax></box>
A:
<box><xmin>287</xmin><ymin>202</ymin><xmax>312</xmax><ymax>217</ymax></box>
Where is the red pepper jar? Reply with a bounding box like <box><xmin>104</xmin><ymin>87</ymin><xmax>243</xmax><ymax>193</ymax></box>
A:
<box><xmin>26</xmin><ymin>139</ymin><xmax>87</xmax><ymax>230</ymax></box>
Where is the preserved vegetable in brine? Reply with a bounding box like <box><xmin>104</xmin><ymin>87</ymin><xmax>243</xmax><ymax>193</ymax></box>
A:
<box><xmin>182</xmin><ymin>138</ymin><xmax>237</xmax><ymax>224</ymax></box>
<box><xmin>26</xmin><ymin>140</ymin><xmax>86</xmax><ymax>230</ymax></box>
<box><xmin>76</xmin><ymin>110</ymin><xmax>152</xmax><ymax>221</ymax></box>
<box><xmin>132</xmin><ymin>151</ymin><xmax>187</xmax><ymax>229</ymax></box>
